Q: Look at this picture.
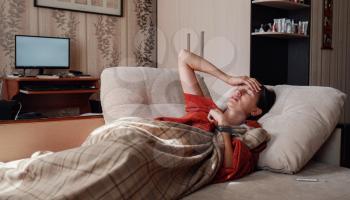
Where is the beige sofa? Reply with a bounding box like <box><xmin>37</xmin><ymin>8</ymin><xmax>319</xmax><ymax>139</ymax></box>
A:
<box><xmin>100</xmin><ymin>66</ymin><xmax>350</xmax><ymax>200</ymax></box>
<box><xmin>1</xmin><ymin>66</ymin><xmax>349</xmax><ymax>199</ymax></box>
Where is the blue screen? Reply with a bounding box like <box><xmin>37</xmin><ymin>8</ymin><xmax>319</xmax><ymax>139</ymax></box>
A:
<box><xmin>16</xmin><ymin>36</ymin><xmax>69</xmax><ymax>68</ymax></box>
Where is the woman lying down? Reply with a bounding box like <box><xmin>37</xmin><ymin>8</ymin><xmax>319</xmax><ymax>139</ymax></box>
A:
<box><xmin>0</xmin><ymin>50</ymin><xmax>275</xmax><ymax>199</ymax></box>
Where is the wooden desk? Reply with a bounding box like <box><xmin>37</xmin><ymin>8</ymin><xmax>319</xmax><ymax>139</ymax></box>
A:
<box><xmin>1</xmin><ymin>77</ymin><xmax>99</xmax><ymax>114</ymax></box>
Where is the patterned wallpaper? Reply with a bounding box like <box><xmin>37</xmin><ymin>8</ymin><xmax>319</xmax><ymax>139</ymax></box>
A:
<box><xmin>94</xmin><ymin>16</ymin><xmax>120</xmax><ymax>67</ymax></box>
<box><xmin>0</xmin><ymin>0</ymin><xmax>26</xmax><ymax>74</ymax></box>
<box><xmin>134</xmin><ymin>0</ymin><xmax>156</xmax><ymax>67</ymax></box>
<box><xmin>52</xmin><ymin>10</ymin><xmax>79</xmax><ymax>43</ymax></box>
<box><xmin>0</xmin><ymin>0</ymin><xmax>157</xmax><ymax>99</ymax></box>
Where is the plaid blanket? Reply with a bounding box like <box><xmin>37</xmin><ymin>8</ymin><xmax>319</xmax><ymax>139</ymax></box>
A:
<box><xmin>0</xmin><ymin>117</ymin><xmax>223</xmax><ymax>200</ymax></box>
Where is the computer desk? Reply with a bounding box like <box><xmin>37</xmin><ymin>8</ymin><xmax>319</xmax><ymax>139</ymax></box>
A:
<box><xmin>1</xmin><ymin>77</ymin><xmax>99</xmax><ymax>114</ymax></box>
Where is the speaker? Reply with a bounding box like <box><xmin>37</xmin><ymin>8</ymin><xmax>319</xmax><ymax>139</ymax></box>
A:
<box><xmin>341</xmin><ymin>124</ymin><xmax>350</xmax><ymax>168</ymax></box>
<box><xmin>0</xmin><ymin>100</ymin><xmax>21</xmax><ymax>120</ymax></box>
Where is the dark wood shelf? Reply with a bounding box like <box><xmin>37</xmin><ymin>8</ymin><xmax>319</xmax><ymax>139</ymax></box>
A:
<box><xmin>6</xmin><ymin>77</ymin><xmax>99</xmax><ymax>82</ymax></box>
<box><xmin>2</xmin><ymin>77</ymin><xmax>100</xmax><ymax>114</ymax></box>
<box><xmin>252</xmin><ymin>32</ymin><xmax>309</xmax><ymax>39</ymax></box>
<box><xmin>0</xmin><ymin>115</ymin><xmax>103</xmax><ymax>125</ymax></box>
<box><xmin>252</xmin><ymin>0</ymin><xmax>310</xmax><ymax>10</ymax></box>
<box><xmin>19</xmin><ymin>89</ymin><xmax>99</xmax><ymax>95</ymax></box>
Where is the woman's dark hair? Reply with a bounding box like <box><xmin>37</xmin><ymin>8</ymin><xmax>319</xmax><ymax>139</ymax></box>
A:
<box><xmin>249</xmin><ymin>86</ymin><xmax>276</xmax><ymax>120</ymax></box>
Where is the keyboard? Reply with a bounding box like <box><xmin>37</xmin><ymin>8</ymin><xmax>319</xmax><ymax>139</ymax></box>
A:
<box><xmin>21</xmin><ymin>85</ymin><xmax>96</xmax><ymax>91</ymax></box>
<box><xmin>36</xmin><ymin>75</ymin><xmax>60</xmax><ymax>79</ymax></box>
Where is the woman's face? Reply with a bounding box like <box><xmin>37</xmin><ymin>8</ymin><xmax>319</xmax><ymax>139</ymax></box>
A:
<box><xmin>224</xmin><ymin>88</ymin><xmax>262</xmax><ymax>124</ymax></box>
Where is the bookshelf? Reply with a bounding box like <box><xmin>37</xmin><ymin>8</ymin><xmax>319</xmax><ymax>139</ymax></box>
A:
<box><xmin>252</xmin><ymin>0</ymin><xmax>310</xmax><ymax>10</ymax></box>
<box><xmin>250</xmin><ymin>0</ymin><xmax>311</xmax><ymax>85</ymax></box>
<box><xmin>252</xmin><ymin>32</ymin><xmax>309</xmax><ymax>39</ymax></box>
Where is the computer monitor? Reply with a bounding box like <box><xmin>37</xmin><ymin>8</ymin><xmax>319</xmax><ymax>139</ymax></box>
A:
<box><xmin>15</xmin><ymin>35</ymin><xmax>70</xmax><ymax>75</ymax></box>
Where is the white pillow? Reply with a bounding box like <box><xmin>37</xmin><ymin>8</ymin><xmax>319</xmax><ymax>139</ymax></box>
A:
<box><xmin>215</xmin><ymin>85</ymin><xmax>346</xmax><ymax>173</ymax></box>
<box><xmin>256</xmin><ymin>85</ymin><xmax>346</xmax><ymax>173</ymax></box>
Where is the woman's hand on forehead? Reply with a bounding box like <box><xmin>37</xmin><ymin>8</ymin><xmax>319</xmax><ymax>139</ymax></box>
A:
<box><xmin>233</xmin><ymin>85</ymin><xmax>256</xmax><ymax>97</ymax></box>
<box><xmin>226</xmin><ymin>76</ymin><xmax>262</xmax><ymax>93</ymax></box>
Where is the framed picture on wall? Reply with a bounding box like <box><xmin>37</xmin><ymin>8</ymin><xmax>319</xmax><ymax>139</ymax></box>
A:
<box><xmin>34</xmin><ymin>0</ymin><xmax>123</xmax><ymax>17</ymax></box>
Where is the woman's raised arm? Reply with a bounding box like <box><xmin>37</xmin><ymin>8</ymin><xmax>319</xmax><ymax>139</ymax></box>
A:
<box><xmin>177</xmin><ymin>49</ymin><xmax>261</xmax><ymax>96</ymax></box>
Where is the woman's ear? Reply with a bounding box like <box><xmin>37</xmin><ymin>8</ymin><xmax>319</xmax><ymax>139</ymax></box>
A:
<box><xmin>251</xmin><ymin>108</ymin><xmax>262</xmax><ymax>116</ymax></box>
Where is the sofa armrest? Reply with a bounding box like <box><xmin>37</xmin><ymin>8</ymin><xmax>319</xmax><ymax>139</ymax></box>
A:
<box><xmin>314</xmin><ymin>128</ymin><xmax>342</xmax><ymax>166</ymax></box>
<box><xmin>0</xmin><ymin>116</ymin><xmax>104</xmax><ymax>162</ymax></box>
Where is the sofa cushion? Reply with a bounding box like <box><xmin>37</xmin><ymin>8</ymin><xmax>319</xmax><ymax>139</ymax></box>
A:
<box><xmin>100</xmin><ymin>67</ymin><xmax>210</xmax><ymax>123</ymax></box>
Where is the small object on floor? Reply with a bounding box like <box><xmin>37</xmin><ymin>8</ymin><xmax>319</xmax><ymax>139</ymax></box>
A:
<box><xmin>296</xmin><ymin>177</ymin><xmax>319</xmax><ymax>182</ymax></box>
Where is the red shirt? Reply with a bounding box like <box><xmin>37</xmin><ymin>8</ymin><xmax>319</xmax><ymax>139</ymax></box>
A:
<box><xmin>156</xmin><ymin>93</ymin><xmax>265</xmax><ymax>183</ymax></box>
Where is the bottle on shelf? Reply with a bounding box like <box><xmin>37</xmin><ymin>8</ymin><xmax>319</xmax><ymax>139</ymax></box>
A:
<box><xmin>254</xmin><ymin>18</ymin><xmax>309</xmax><ymax>36</ymax></box>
